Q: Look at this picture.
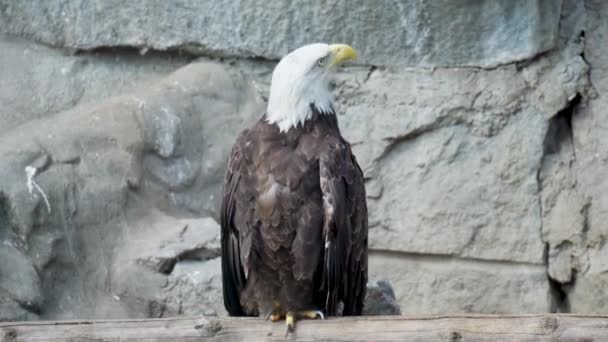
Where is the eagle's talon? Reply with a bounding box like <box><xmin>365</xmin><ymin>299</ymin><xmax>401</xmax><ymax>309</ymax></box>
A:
<box><xmin>285</xmin><ymin>312</ymin><xmax>295</xmax><ymax>336</ymax></box>
<box><xmin>283</xmin><ymin>310</ymin><xmax>324</xmax><ymax>336</ymax></box>
<box><xmin>299</xmin><ymin>310</ymin><xmax>324</xmax><ymax>320</ymax></box>
<box><xmin>270</xmin><ymin>312</ymin><xmax>284</xmax><ymax>322</ymax></box>
<box><xmin>266</xmin><ymin>307</ymin><xmax>284</xmax><ymax>322</ymax></box>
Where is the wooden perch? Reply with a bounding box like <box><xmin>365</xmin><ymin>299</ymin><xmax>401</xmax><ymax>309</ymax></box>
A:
<box><xmin>2</xmin><ymin>314</ymin><xmax>608</xmax><ymax>341</ymax></box>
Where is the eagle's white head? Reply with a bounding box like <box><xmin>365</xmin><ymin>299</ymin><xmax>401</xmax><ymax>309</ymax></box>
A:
<box><xmin>266</xmin><ymin>43</ymin><xmax>358</xmax><ymax>132</ymax></box>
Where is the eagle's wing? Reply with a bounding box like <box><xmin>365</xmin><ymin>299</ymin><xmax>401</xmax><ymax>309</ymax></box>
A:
<box><xmin>220</xmin><ymin>137</ymin><xmax>248</xmax><ymax>316</ymax></box>
<box><xmin>318</xmin><ymin>139</ymin><xmax>368</xmax><ymax>316</ymax></box>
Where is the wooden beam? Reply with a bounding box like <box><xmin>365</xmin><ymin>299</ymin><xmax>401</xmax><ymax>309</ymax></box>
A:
<box><xmin>1</xmin><ymin>314</ymin><xmax>608</xmax><ymax>341</ymax></box>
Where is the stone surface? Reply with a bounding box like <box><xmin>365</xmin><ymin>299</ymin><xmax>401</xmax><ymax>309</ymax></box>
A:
<box><xmin>567</xmin><ymin>274</ymin><xmax>608</xmax><ymax>314</ymax></box>
<box><xmin>532</xmin><ymin>0</ymin><xmax>608</xmax><ymax>313</ymax></box>
<box><xmin>539</xmin><ymin>111</ymin><xmax>587</xmax><ymax>285</ymax></box>
<box><xmin>573</xmin><ymin>0</ymin><xmax>608</xmax><ymax>260</ymax></box>
<box><xmin>0</xmin><ymin>60</ymin><xmax>263</xmax><ymax>320</ymax></box>
<box><xmin>0</xmin><ymin>292</ymin><xmax>39</xmax><ymax>321</ymax></box>
<box><xmin>0</xmin><ymin>0</ymin><xmax>561</xmax><ymax>68</ymax></box>
<box><xmin>111</xmin><ymin>212</ymin><xmax>226</xmax><ymax>318</ymax></box>
<box><xmin>561</xmin><ymin>0</ymin><xmax>608</xmax><ymax>313</ymax></box>
<box><xmin>363</xmin><ymin>280</ymin><xmax>401</xmax><ymax>316</ymax></box>
<box><xmin>0</xmin><ymin>245</ymin><xmax>42</xmax><ymax>321</ymax></box>
<box><xmin>164</xmin><ymin>258</ymin><xmax>225</xmax><ymax>317</ymax></box>
<box><xmin>0</xmin><ymin>35</ymin><xmax>189</xmax><ymax>134</ymax></box>
<box><xmin>334</xmin><ymin>55</ymin><xmax>583</xmax><ymax>265</ymax></box>
<box><xmin>369</xmin><ymin>252</ymin><xmax>552</xmax><ymax>314</ymax></box>
<box><xmin>126</xmin><ymin>214</ymin><xmax>221</xmax><ymax>274</ymax></box>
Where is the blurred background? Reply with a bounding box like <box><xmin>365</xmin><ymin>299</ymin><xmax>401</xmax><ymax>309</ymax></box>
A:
<box><xmin>0</xmin><ymin>0</ymin><xmax>605</xmax><ymax>321</ymax></box>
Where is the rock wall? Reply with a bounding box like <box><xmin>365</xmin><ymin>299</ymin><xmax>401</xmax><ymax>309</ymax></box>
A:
<box><xmin>0</xmin><ymin>0</ymin><xmax>560</xmax><ymax>67</ymax></box>
<box><xmin>0</xmin><ymin>0</ymin><xmax>604</xmax><ymax>320</ymax></box>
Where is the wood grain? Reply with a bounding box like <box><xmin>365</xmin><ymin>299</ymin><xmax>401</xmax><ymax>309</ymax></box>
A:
<box><xmin>2</xmin><ymin>314</ymin><xmax>608</xmax><ymax>341</ymax></box>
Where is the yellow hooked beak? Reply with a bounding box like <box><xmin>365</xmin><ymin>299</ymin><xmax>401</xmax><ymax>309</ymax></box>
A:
<box><xmin>328</xmin><ymin>44</ymin><xmax>357</xmax><ymax>67</ymax></box>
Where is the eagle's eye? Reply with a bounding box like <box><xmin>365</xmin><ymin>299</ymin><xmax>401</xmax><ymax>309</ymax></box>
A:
<box><xmin>317</xmin><ymin>57</ymin><xmax>326</xmax><ymax>66</ymax></box>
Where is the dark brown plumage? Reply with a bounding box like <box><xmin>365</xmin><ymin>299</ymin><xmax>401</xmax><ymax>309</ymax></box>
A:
<box><xmin>220</xmin><ymin>108</ymin><xmax>368</xmax><ymax>319</ymax></box>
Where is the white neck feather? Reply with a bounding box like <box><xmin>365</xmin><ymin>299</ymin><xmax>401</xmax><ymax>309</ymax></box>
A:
<box><xmin>265</xmin><ymin>44</ymin><xmax>335</xmax><ymax>132</ymax></box>
<box><xmin>266</xmin><ymin>77</ymin><xmax>334</xmax><ymax>132</ymax></box>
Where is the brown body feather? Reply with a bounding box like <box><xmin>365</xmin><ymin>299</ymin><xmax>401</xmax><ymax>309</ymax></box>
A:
<box><xmin>220</xmin><ymin>108</ymin><xmax>368</xmax><ymax>317</ymax></box>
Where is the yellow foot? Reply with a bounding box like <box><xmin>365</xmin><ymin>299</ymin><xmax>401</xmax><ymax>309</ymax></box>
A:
<box><xmin>269</xmin><ymin>312</ymin><xmax>285</xmax><ymax>322</ymax></box>
<box><xmin>298</xmin><ymin>310</ymin><xmax>325</xmax><ymax>320</ymax></box>
<box><xmin>285</xmin><ymin>312</ymin><xmax>295</xmax><ymax>336</ymax></box>
<box><xmin>265</xmin><ymin>309</ymin><xmax>285</xmax><ymax>322</ymax></box>
<box><xmin>284</xmin><ymin>310</ymin><xmax>324</xmax><ymax>336</ymax></box>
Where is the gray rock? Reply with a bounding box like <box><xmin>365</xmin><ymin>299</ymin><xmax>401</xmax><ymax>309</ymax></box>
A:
<box><xmin>369</xmin><ymin>252</ymin><xmax>553</xmax><ymax>314</ymax></box>
<box><xmin>137</xmin><ymin>61</ymin><xmax>264</xmax><ymax>218</ymax></box>
<box><xmin>559</xmin><ymin>0</ymin><xmax>608</xmax><ymax>313</ymax></box>
<box><xmin>363</xmin><ymin>280</ymin><xmax>401</xmax><ymax>316</ymax></box>
<box><xmin>0</xmin><ymin>291</ymin><xmax>39</xmax><ymax>321</ymax></box>
<box><xmin>566</xmin><ymin>274</ymin><xmax>608</xmax><ymax>314</ymax></box>
<box><xmin>124</xmin><ymin>213</ymin><xmax>220</xmax><ymax>274</ymax></box>
<box><xmin>164</xmin><ymin>258</ymin><xmax>225</xmax><ymax>317</ymax></box>
<box><xmin>0</xmin><ymin>245</ymin><xmax>42</xmax><ymax>320</ymax></box>
<box><xmin>332</xmin><ymin>53</ymin><xmax>583</xmax><ymax>265</ymax></box>
<box><xmin>573</xmin><ymin>0</ymin><xmax>608</xmax><ymax>260</ymax></box>
<box><xmin>547</xmin><ymin>243</ymin><xmax>574</xmax><ymax>284</ymax></box>
<box><xmin>144</xmin><ymin>156</ymin><xmax>200</xmax><ymax>192</ymax></box>
<box><xmin>141</xmin><ymin>102</ymin><xmax>182</xmax><ymax>158</ymax></box>
<box><xmin>0</xmin><ymin>60</ymin><xmax>262</xmax><ymax>320</ymax></box>
<box><xmin>539</xmin><ymin>113</ymin><xmax>587</xmax><ymax>286</ymax></box>
<box><xmin>0</xmin><ymin>35</ymin><xmax>189</xmax><ymax>135</ymax></box>
<box><xmin>0</xmin><ymin>0</ymin><xmax>560</xmax><ymax>68</ymax></box>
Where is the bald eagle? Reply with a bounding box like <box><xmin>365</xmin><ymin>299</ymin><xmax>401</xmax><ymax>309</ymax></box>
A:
<box><xmin>220</xmin><ymin>43</ymin><xmax>368</xmax><ymax>334</ymax></box>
